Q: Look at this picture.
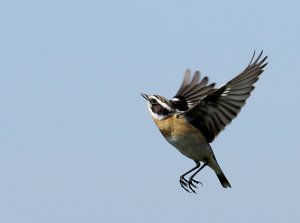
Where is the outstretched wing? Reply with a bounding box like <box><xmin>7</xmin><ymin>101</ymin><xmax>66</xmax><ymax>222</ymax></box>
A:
<box><xmin>184</xmin><ymin>51</ymin><xmax>268</xmax><ymax>143</ymax></box>
<box><xmin>171</xmin><ymin>69</ymin><xmax>216</xmax><ymax>111</ymax></box>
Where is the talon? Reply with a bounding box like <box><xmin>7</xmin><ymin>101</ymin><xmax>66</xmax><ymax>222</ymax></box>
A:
<box><xmin>187</xmin><ymin>180</ymin><xmax>197</xmax><ymax>193</ymax></box>
<box><xmin>188</xmin><ymin>183</ymin><xmax>196</xmax><ymax>193</ymax></box>
<box><xmin>189</xmin><ymin>180</ymin><xmax>198</xmax><ymax>188</ymax></box>
<box><xmin>181</xmin><ymin>184</ymin><xmax>191</xmax><ymax>193</ymax></box>
<box><xmin>179</xmin><ymin>179</ymin><xmax>187</xmax><ymax>187</ymax></box>
<box><xmin>186</xmin><ymin>178</ymin><xmax>203</xmax><ymax>193</ymax></box>
<box><xmin>192</xmin><ymin>179</ymin><xmax>203</xmax><ymax>186</ymax></box>
<box><xmin>179</xmin><ymin>176</ymin><xmax>187</xmax><ymax>186</ymax></box>
<box><xmin>179</xmin><ymin>176</ymin><xmax>191</xmax><ymax>193</ymax></box>
<box><xmin>192</xmin><ymin>179</ymin><xmax>199</xmax><ymax>184</ymax></box>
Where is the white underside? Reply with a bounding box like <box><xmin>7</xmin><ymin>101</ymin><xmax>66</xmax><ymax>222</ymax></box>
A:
<box><xmin>165</xmin><ymin>134</ymin><xmax>214</xmax><ymax>161</ymax></box>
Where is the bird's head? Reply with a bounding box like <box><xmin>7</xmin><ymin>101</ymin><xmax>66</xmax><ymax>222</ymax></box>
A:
<box><xmin>140</xmin><ymin>93</ymin><xmax>175</xmax><ymax>120</ymax></box>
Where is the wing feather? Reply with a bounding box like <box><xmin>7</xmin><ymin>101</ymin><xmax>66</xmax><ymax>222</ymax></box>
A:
<box><xmin>184</xmin><ymin>51</ymin><xmax>268</xmax><ymax>142</ymax></box>
<box><xmin>172</xmin><ymin>70</ymin><xmax>216</xmax><ymax>108</ymax></box>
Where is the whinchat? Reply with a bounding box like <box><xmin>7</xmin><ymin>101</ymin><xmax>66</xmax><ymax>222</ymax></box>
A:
<box><xmin>141</xmin><ymin>51</ymin><xmax>268</xmax><ymax>193</ymax></box>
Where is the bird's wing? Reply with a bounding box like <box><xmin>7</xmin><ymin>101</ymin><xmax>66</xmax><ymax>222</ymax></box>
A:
<box><xmin>172</xmin><ymin>70</ymin><xmax>216</xmax><ymax>110</ymax></box>
<box><xmin>183</xmin><ymin>51</ymin><xmax>268</xmax><ymax>143</ymax></box>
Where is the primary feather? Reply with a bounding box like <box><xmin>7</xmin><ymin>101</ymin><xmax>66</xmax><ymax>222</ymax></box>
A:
<box><xmin>177</xmin><ymin>51</ymin><xmax>268</xmax><ymax>142</ymax></box>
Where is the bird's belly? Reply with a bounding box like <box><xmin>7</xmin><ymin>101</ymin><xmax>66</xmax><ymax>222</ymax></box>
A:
<box><xmin>154</xmin><ymin>114</ymin><xmax>213</xmax><ymax>161</ymax></box>
<box><xmin>165</xmin><ymin>134</ymin><xmax>212</xmax><ymax>161</ymax></box>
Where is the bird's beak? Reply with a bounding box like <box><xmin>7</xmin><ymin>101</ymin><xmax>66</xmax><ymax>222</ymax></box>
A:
<box><xmin>140</xmin><ymin>93</ymin><xmax>149</xmax><ymax>101</ymax></box>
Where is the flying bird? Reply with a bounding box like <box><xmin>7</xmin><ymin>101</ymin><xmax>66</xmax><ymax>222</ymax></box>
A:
<box><xmin>141</xmin><ymin>51</ymin><xmax>268</xmax><ymax>193</ymax></box>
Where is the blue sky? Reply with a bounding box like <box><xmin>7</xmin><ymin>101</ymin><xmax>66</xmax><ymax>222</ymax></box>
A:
<box><xmin>0</xmin><ymin>1</ymin><xmax>299</xmax><ymax>222</ymax></box>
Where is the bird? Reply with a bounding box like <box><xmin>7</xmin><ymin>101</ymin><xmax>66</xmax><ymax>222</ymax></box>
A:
<box><xmin>141</xmin><ymin>51</ymin><xmax>268</xmax><ymax>193</ymax></box>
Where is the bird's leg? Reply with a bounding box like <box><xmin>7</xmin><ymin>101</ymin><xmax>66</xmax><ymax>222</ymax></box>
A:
<box><xmin>187</xmin><ymin>161</ymin><xmax>208</xmax><ymax>193</ymax></box>
<box><xmin>179</xmin><ymin>161</ymin><xmax>200</xmax><ymax>193</ymax></box>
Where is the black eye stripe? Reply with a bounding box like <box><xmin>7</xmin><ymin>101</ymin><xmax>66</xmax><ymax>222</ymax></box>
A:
<box><xmin>151</xmin><ymin>103</ymin><xmax>172</xmax><ymax>116</ymax></box>
<box><xmin>149</xmin><ymin>95</ymin><xmax>174</xmax><ymax>111</ymax></box>
<box><xmin>150</xmin><ymin>99</ymin><xmax>158</xmax><ymax>104</ymax></box>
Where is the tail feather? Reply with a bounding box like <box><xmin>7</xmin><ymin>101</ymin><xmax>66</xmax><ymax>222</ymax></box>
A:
<box><xmin>210</xmin><ymin>154</ymin><xmax>231</xmax><ymax>188</ymax></box>
<box><xmin>217</xmin><ymin>172</ymin><xmax>231</xmax><ymax>188</ymax></box>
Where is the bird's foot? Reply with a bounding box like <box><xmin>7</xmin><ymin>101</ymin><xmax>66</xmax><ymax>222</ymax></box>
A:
<box><xmin>179</xmin><ymin>176</ymin><xmax>202</xmax><ymax>193</ymax></box>
<box><xmin>179</xmin><ymin>176</ymin><xmax>191</xmax><ymax>193</ymax></box>
<box><xmin>187</xmin><ymin>178</ymin><xmax>203</xmax><ymax>193</ymax></box>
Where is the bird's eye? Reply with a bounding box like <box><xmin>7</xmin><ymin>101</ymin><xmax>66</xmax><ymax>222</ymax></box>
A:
<box><xmin>150</xmin><ymin>99</ymin><xmax>158</xmax><ymax>104</ymax></box>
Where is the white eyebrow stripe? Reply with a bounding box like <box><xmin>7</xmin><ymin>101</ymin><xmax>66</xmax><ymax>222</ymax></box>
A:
<box><xmin>158</xmin><ymin>100</ymin><xmax>172</xmax><ymax>110</ymax></box>
<box><xmin>149</xmin><ymin>95</ymin><xmax>172</xmax><ymax>111</ymax></box>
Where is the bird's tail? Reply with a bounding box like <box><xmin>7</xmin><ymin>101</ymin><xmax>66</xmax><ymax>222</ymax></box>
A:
<box><xmin>210</xmin><ymin>155</ymin><xmax>231</xmax><ymax>188</ymax></box>
<box><xmin>216</xmin><ymin>172</ymin><xmax>231</xmax><ymax>188</ymax></box>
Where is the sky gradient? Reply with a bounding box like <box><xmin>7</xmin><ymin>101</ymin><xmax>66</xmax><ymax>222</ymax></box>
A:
<box><xmin>0</xmin><ymin>1</ymin><xmax>299</xmax><ymax>222</ymax></box>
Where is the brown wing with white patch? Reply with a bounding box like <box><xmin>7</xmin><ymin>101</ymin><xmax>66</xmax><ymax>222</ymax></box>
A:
<box><xmin>184</xmin><ymin>51</ymin><xmax>268</xmax><ymax>143</ymax></box>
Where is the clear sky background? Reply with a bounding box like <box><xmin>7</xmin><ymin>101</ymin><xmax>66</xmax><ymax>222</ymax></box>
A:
<box><xmin>0</xmin><ymin>1</ymin><xmax>299</xmax><ymax>222</ymax></box>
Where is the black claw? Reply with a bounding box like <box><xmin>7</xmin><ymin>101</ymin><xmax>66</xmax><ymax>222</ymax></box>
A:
<box><xmin>188</xmin><ymin>179</ymin><xmax>198</xmax><ymax>193</ymax></box>
<box><xmin>192</xmin><ymin>179</ymin><xmax>199</xmax><ymax>184</ymax></box>
<box><xmin>189</xmin><ymin>180</ymin><xmax>198</xmax><ymax>188</ymax></box>
<box><xmin>178</xmin><ymin>161</ymin><xmax>207</xmax><ymax>193</ymax></box>
<box><xmin>181</xmin><ymin>184</ymin><xmax>191</xmax><ymax>193</ymax></box>
<box><xmin>179</xmin><ymin>176</ymin><xmax>203</xmax><ymax>193</ymax></box>
<box><xmin>192</xmin><ymin>179</ymin><xmax>203</xmax><ymax>186</ymax></box>
<box><xmin>179</xmin><ymin>177</ymin><xmax>186</xmax><ymax>185</ymax></box>
<box><xmin>179</xmin><ymin>176</ymin><xmax>191</xmax><ymax>193</ymax></box>
<box><xmin>189</xmin><ymin>186</ymin><xmax>196</xmax><ymax>193</ymax></box>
